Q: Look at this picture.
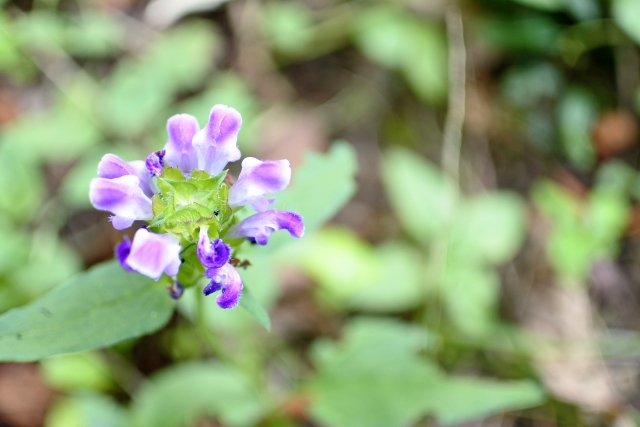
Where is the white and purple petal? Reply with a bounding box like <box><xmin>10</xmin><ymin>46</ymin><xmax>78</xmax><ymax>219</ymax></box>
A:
<box><xmin>203</xmin><ymin>263</ymin><xmax>243</xmax><ymax>309</ymax></box>
<box><xmin>192</xmin><ymin>105</ymin><xmax>242</xmax><ymax>175</ymax></box>
<box><xmin>228</xmin><ymin>158</ymin><xmax>291</xmax><ymax>212</ymax></box>
<box><xmin>89</xmin><ymin>175</ymin><xmax>153</xmax><ymax>230</ymax></box>
<box><xmin>197</xmin><ymin>228</ymin><xmax>231</xmax><ymax>269</ymax></box>
<box><xmin>226</xmin><ymin>210</ymin><xmax>304</xmax><ymax>245</ymax></box>
<box><xmin>124</xmin><ymin>228</ymin><xmax>182</xmax><ymax>280</ymax></box>
<box><xmin>97</xmin><ymin>154</ymin><xmax>154</xmax><ymax>197</ymax></box>
<box><xmin>163</xmin><ymin>114</ymin><xmax>200</xmax><ymax>175</ymax></box>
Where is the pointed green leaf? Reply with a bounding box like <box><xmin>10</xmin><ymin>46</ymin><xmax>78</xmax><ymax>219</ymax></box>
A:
<box><xmin>131</xmin><ymin>362</ymin><xmax>268</xmax><ymax>427</ymax></box>
<box><xmin>0</xmin><ymin>261</ymin><xmax>174</xmax><ymax>361</ymax></box>
<box><xmin>239</xmin><ymin>285</ymin><xmax>271</xmax><ymax>331</ymax></box>
<box><xmin>271</xmin><ymin>142</ymin><xmax>358</xmax><ymax>236</ymax></box>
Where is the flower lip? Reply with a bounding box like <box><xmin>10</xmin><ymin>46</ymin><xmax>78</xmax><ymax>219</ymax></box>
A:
<box><xmin>204</xmin><ymin>263</ymin><xmax>243</xmax><ymax>309</ymax></box>
<box><xmin>227</xmin><ymin>210</ymin><xmax>304</xmax><ymax>245</ymax></box>
<box><xmin>228</xmin><ymin>158</ymin><xmax>291</xmax><ymax>212</ymax></box>
<box><xmin>97</xmin><ymin>154</ymin><xmax>155</xmax><ymax>197</ymax></box>
<box><xmin>197</xmin><ymin>228</ymin><xmax>231</xmax><ymax>269</ymax></box>
<box><xmin>163</xmin><ymin>114</ymin><xmax>200</xmax><ymax>175</ymax></box>
<box><xmin>89</xmin><ymin>175</ymin><xmax>153</xmax><ymax>230</ymax></box>
<box><xmin>192</xmin><ymin>104</ymin><xmax>242</xmax><ymax>176</ymax></box>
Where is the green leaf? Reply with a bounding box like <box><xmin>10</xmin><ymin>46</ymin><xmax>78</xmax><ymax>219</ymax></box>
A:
<box><xmin>308</xmin><ymin>318</ymin><xmax>437</xmax><ymax>427</ymax></box>
<box><xmin>131</xmin><ymin>362</ymin><xmax>268</xmax><ymax>427</ymax></box>
<box><xmin>440</xmin><ymin>265</ymin><xmax>500</xmax><ymax>337</ymax></box>
<box><xmin>46</xmin><ymin>395</ymin><xmax>129</xmax><ymax>427</ymax></box>
<box><xmin>239</xmin><ymin>285</ymin><xmax>271</xmax><ymax>331</ymax></box>
<box><xmin>307</xmin><ymin>318</ymin><xmax>545</xmax><ymax>427</ymax></box>
<box><xmin>292</xmin><ymin>228</ymin><xmax>423</xmax><ymax>312</ymax></box>
<box><xmin>509</xmin><ymin>0</ymin><xmax>565</xmax><ymax>11</ymax></box>
<box><xmin>612</xmin><ymin>0</ymin><xmax>640</xmax><ymax>45</ymax></box>
<box><xmin>557</xmin><ymin>88</ymin><xmax>598</xmax><ymax>170</ymax></box>
<box><xmin>263</xmin><ymin>2</ymin><xmax>314</xmax><ymax>55</ymax></box>
<box><xmin>64</xmin><ymin>11</ymin><xmax>124</xmax><ymax>58</ymax></box>
<box><xmin>426</xmin><ymin>378</ymin><xmax>546</xmax><ymax>425</ymax></box>
<box><xmin>268</xmin><ymin>142</ymin><xmax>358</xmax><ymax>250</ymax></box>
<box><xmin>0</xmin><ymin>144</ymin><xmax>44</xmax><ymax>222</ymax></box>
<box><xmin>381</xmin><ymin>147</ymin><xmax>456</xmax><ymax>243</ymax></box>
<box><xmin>450</xmin><ymin>192</ymin><xmax>527</xmax><ymax>265</ymax></box>
<box><xmin>354</xmin><ymin>6</ymin><xmax>448</xmax><ymax>103</ymax></box>
<box><xmin>0</xmin><ymin>261</ymin><xmax>174</xmax><ymax>361</ymax></box>
<box><xmin>1</xmin><ymin>105</ymin><xmax>100</xmax><ymax>162</ymax></box>
<box><xmin>40</xmin><ymin>352</ymin><xmax>114</xmax><ymax>392</ymax></box>
<box><xmin>100</xmin><ymin>21</ymin><xmax>218</xmax><ymax>136</ymax></box>
<box><xmin>481</xmin><ymin>17</ymin><xmax>562</xmax><ymax>53</ymax></box>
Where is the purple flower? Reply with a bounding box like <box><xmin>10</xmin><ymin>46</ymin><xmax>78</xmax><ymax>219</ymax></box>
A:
<box><xmin>89</xmin><ymin>175</ymin><xmax>153</xmax><ymax>230</ymax></box>
<box><xmin>163</xmin><ymin>114</ymin><xmax>200</xmax><ymax>175</ymax></box>
<box><xmin>192</xmin><ymin>105</ymin><xmax>242</xmax><ymax>175</ymax></box>
<box><xmin>145</xmin><ymin>150</ymin><xmax>166</xmax><ymax>177</ymax></box>
<box><xmin>228</xmin><ymin>158</ymin><xmax>291</xmax><ymax>212</ymax></box>
<box><xmin>227</xmin><ymin>210</ymin><xmax>304</xmax><ymax>245</ymax></box>
<box><xmin>203</xmin><ymin>263</ymin><xmax>243</xmax><ymax>309</ymax></box>
<box><xmin>117</xmin><ymin>228</ymin><xmax>182</xmax><ymax>280</ymax></box>
<box><xmin>197</xmin><ymin>227</ymin><xmax>231</xmax><ymax>268</ymax></box>
<box><xmin>97</xmin><ymin>153</ymin><xmax>154</xmax><ymax>197</ymax></box>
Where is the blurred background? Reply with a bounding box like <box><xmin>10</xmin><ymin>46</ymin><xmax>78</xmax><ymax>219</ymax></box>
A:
<box><xmin>3</xmin><ymin>0</ymin><xmax>640</xmax><ymax>425</ymax></box>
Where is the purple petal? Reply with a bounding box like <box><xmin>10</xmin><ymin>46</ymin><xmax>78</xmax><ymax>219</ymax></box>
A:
<box><xmin>228</xmin><ymin>158</ymin><xmax>291</xmax><ymax>212</ymax></box>
<box><xmin>197</xmin><ymin>228</ymin><xmax>231</xmax><ymax>269</ymax></box>
<box><xmin>97</xmin><ymin>154</ymin><xmax>154</xmax><ymax>197</ymax></box>
<box><xmin>203</xmin><ymin>280</ymin><xmax>222</xmax><ymax>295</ymax></box>
<box><xmin>89</xmin><ymin>176</ymin><xmax>153</xmax><ymax>229</ymax></box>
<box><xmin>125</xmin><ymin>228</ymin><xmax>182</xmax><ymax>280</ymax></box>
<box><xmin>226</xmin><ymin>210</ymin><xmax>304</xmax><ymax>245</ymax></box>
<box><xmin>145</xmin><ymin>150</ymin><xmax>165</xmax><ymax>177</ymax></box>
<box><xmin>110</xmin><ymin>215</ymin><xmax>135</xmax><ymax>230</ymax></box>
<box><xmin>192</xmin><ymin>105</ymin><xmax>242</xmax><ymax>175</ymax></box>
<box><xmin>163</xmin><ymin>114</ymin><xmax>200</xmax><ymax>175</ymax></box>
<box><xmin>203</xmin><ymin>263</ymin><xmax>243</xmax><ymax>309</ymax></box>
<box><xmin>167</xmin><ymin>281</ymin><xmax>185</xmax><ymax>299</ymax></box>
<box><xmin>115</xmin><ymin>236</ymin><xmax>136</xmax><ymax>272</ymax></box>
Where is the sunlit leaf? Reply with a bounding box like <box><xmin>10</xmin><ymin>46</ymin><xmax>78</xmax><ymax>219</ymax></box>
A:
<box><xmin>308</xmin><ymin>318</ymin><xmax>545</xmax><ymax>427</ymax></box>
<box><xmin>239</xmin><ymin>285</ymin><xmax>271</xmax><ymax>331</ymax></box>
<box><xmin>612</xmin><ymin>0</ymin><xmax>640</xmax><ymax>45</ymax></box>
<box><xmin>131</xmin><ymin>362</ymin><xmax>268</xmax><ymax>427</ymax></box>
<box><xmin>382</xmin><ymin>147</ymin><xmax>456</xmax><ymax>244</ymax></box>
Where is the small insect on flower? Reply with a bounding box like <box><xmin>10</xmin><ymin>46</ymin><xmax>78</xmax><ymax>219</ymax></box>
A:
<box><xmin>229</xmin><ymin>258</ymin><xmax>252</xmax><ymax>269</ymax></box>
<box><xmin>89</xmin><ymin>105</ymin><xmax>305</xmax><ymax>308</ymax></box>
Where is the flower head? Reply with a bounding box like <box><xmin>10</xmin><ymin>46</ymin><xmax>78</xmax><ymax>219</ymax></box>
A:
<box><xmin>90</xmin><ymin>104</ymin><xmax>304</xmax><ymax>307</ymax></box>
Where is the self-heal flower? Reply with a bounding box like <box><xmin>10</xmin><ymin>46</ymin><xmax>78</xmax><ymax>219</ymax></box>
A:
<box><xmin>227</xmin><ymin>210</ymin><xmax>304</xmax><ymax>245</ymax></box>
<box><xmin>90</xmin><ymin>103</ymin><xmax>305</xmax><ymax>308</ymax></box>
<box><xmin>117</xmin><ymin>228</ymin><xmax>181</xmax><ymax>280</ymax></box>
